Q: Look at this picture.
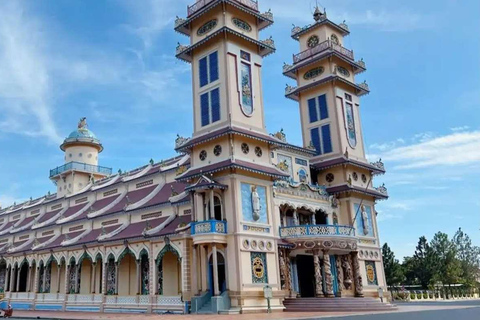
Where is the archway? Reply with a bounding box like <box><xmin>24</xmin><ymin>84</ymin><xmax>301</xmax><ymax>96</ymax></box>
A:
<box><xmin>0</xmin><ymin>260</ymin><xmax>6</xmax><ymax>293</ymax></box>
<box><xmin>18</xmin><ymin>260</ymin><xmax>29</xmax><ymax>292</ymax></box>
<box><xmin>105</xmin><ymin>254</ymin><xmax>116</xmax><ymax>295</ymax></box>
<box><xmin>207</xmin><ymin>194</ymin><xmax>223</xmax><ymax>221</ymax></box>
<box><xmin>314</xmin><ymin>210</ymin><xmax>328</xmax><ymax>225</ymax></box>
<box><xmin>208</xmin><ymin>251</ymin><xmax>226</xmax><ymax>295</ymax></box>
<box><xmin>117</xmin><ymin>249</ymin><xmax>137</xmax><ymax>296</ymax></box>
<box><xmin>139</xmin><ymin>249</ymin><xmax>149</xmax><ymax>295</ymax></box>
<box><xmin>78</xmin><ymin>253</ymin><xmax>93</xmax><ymax>294</ymax></box>
<box><xmin>156</xmin><ymin>243</ymin><xmax>181</xmax><ymax>296</ymax></box>
<box><xmin>93</xmin><ymin>253</ymin><xmax>103</xmax><ymax>294</ymax></box>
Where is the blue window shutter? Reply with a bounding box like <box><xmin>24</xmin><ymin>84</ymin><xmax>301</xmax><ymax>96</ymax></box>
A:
<box><xmin>308</xmin><ymin>98</ymin><xmax>318</xmax><ymax>123</ymax></box>
<box><xmin>209</xmin><ymin>52</ymin><xmax>219</xmax><ymax>83</ymax></box>
<box><xmin>310</xmin><ymin>127</ymin><xmax>321</xmax><ymax>155</ymax></box>
<box><xmin>199</xmin><ymin>57</ymin><xmax>208</xmax><ymax>87</ymax></box>
<box><xmin>211</xmin><ymin>88</ymin><xmax>220</xmax><ymax>123</ymax></box>
<box><xmin>200</xmin><ymin>93</ymin><xmax>210</xmax><ymax>126</ymax></box>
<box><xmin>322</xmin><ymin>124</ymin><xmax>333</xmax><ymax>153</ymax></box>
<box><xmin>318</xmin><ymin>94</ymin><xmax>328</xmax><ymax>120</ymax></box>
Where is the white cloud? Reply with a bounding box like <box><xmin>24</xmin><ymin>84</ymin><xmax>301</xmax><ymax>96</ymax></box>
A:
<box><xmin>450</xmin><ymin>125</ymin><xmax>470</xmax><ymax>132</ymax></box>
<box><xmin>374</xmin><ymin>130</ymin><xmax>480</xmax><ymax>170</ymax></box>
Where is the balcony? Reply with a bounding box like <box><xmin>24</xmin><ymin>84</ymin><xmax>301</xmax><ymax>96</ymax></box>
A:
<box><xmin>191</xmin><ymin>220</ymin><xmax>227</xmax><ymax>245</ymax></box>
<box><xmin>280</xmin><ymin>224</ymin><xmax>355</xmax><ymax>238</ymax></box>
<box><xmin>293</xmin><ymin>39</ymin><xmax>354</xmax><ymax>64</ymax></box>
<box><xmin>49</xmin><ymin>161</ymin><xmax>112</xmax><ymax>178</ymax></box>
<box><xmin>188</xmin><ymin>0</ymin><xmax>258</xmax><ymax>17</ymax></box>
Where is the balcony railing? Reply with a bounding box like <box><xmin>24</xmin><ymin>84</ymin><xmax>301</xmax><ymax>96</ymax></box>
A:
<box><xmin>49</xmin><ymin>161</ymin><xmax>112</xmax><ymax>178</ymax></box>
<box><xmin>293</xmin><ymin>39</ymin><xmax>354</xmax><ymax>64</ymax></box>
<box><xmin>279</xmin><ymin>224</ymin><xmax>355</xmax><ymax>238</ymax></box>
<box><xmin>191</xmin><ymin>220</ymin><xmax>227</xmax><ymax>235</ymax></box>
<box><xmin>188</xmin><ymin>0</ymin><xmax>258</xmax><ymax>16</ymax></box>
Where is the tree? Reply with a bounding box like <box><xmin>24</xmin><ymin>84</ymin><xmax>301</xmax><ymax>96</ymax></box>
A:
<box><xmin>452</xmin><ymin>228</ymin><xmax>480</xmax><ymax>287</ymax></box>
<box><xmin>402</xmin><ymin>256</ymin><xmax>417</xmax><ymax>285</ymax></box>
<box><xmin>430</xmin><ymin>232</ymin><xmax>462</xmax><ymax>287</ymax></box>
<box><xmin>382</xmin><ymin>243</ymin><xmax>404</xmax><ymax>287</ymax></box>
<box><xmin>412</xmin><ymin>236</ymin><xmax>436</xmax><ymax>289</ymax></box>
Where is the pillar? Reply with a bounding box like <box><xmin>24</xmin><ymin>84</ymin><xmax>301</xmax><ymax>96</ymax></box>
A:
<box><xmin>57</xmin><ymin>264</ymin><xmax>62</xmax><ymax>293</ymax></box>
<box><xmin>16</xmin><ymin>266</ymin><xmax>20</xmax><ymax>292</ymax></box>
<box><xmin>311</xmin><ymin>213</ymin><xmax>316</xmax><ymax>225</ymax></box>
<box><xmin>136</xmin><ymin>259</ymin><xmax>141</xmax><ymax>295</ymax></box>
<box><xmin>335</xmin><ymin>256</ymin><xmax>344</xmax><ymax>297</ymax></box>
<box><xmin>11</xmin><ymin>266</ymin><xmax>16</xmax><ymax>292</ymax></box>
<box><xmin>42</xmin><ymin>266</ymin><xmax>47</xmax><ymax>293</ymax></box>
<box><xmin>192</xmin><ymin>245</ymin><xmax>198</xmax><ymax>296</ymax></box>
<box><xmin>114</xmin><ymin>262</ymin><xmax>119</xmax><ymax>295</ymax></box>
<box><xmin>209</xmin><ymin>190</ymin><xmax>215</xmax><ymax>220</ymax></box>
<box><xmin>284</xmin><ymin>251</ymin><xmax>292</xmax><ymax>292</ymax></box>
<box><xmin>5</xmin><ymin>267</ymin><xmax>10</xmax><ymax>292</ymax></box>
<box><xmin>293</xmin><ymin>210</ymin><xmax>299</xmax><ymax>226</ymax></box>
<box><xmin>74</xmin><ymin>264</ymin><xmax>80</xmax><ymax>294</ymax></box>
<box><xmin>26</xmin><ymin>266</ymin><xmax>32</xmax><ymax>292</ymax></box>
<box><xmin>102</xmin><ymin>262</ymin><xmax>107</xmax><ymax>295</ymax></box>
<box><xmin>200</xmin><ymin>245</ymin><xmax>206</xmax><ymax>292</ymax></box>
<box><xmin>212</xmin><ymin>245</ymin><xmax>219</xmax><ymax>296</ymax></box>
<box><xmin>351</xmin><ymin>252</ymin><xmax>364</xmax><ymax>297</ymax></box>
<box><xmin>64</xmin><ymin>264</ymin><xmax>70</xmax><ymax>294</ymax></box>
<box><xmin>313</xmin><ymin>250</ymin><xmax>323</xmax><ymax>297</ymax></box>
<box><xmin>34</xmin><ymin>266</ymin><xmax>39</xmax><ymax>293</ymax></box>
<box><xmin>91</xmin><ymin>263</ymin><xmax>97</xmax><ymax>294</ymax></box>
<box><xmin>322</xmin><ymin>251</ymin><xmax>335</xmax><ymax>297</ymax></box>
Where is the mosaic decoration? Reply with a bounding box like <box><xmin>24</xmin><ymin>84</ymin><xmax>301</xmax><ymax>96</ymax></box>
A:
<box><xmin>141</xmin><ymin>255</ymin><xmax>149</xmax><ymax>295</ymax></box>
<box><xmin>0</xmin><ymin>267</ymin><xmax>5</xmax><ymax>293</ymax></box>
<box><xmin>241</xmin><ymin>62</ymin><xmax>253</xmax><ymax>115</ymax></box>
<box><xmin>365</xmin><ymin>261</ymin><xmax>378</xmax><ymax>285</ymax></box>
<box><xmin>298</xmin><ymin>169</ymin><xmax>307</xmax><ymax>183</ymax></box>
<box><xmin>243</xmin><ymin>224</ymin><xmax>270</xmax><ymax>233</ymax></box>
<box><xmin>39</xmin><ymin>265</ymin><xmax>44</xmax><ymax>293</ymax></box>
<box><xmin>303</xmin><ymin>66</ymin><xmax>324</xmax><ymax>80</ymax></box>
<box><xmin>106</xmin><ymin>259</ymin><xmax>116</xmax><ymax>295</ymax></box>
<box><xmin>330</xmin><ymin>34</ymin><xmax>340</xmax><ymax>45</ymax></box>
<box><xmin>232</xmin><ymin>18</ymin><xmax>252</xmax><ymax>32</ymax></box>
<box><xmin>68</xmin><ymin>263</ymin><xmax>76</xmax><ymax>294</ymax></box>
<box><xmin>251</xmin><ymin>252</ymin><xmax>268</xmax><ymax>283</ymax></box>
<box><xmin>45</xmin><ymin>264</ymin><xmax>52</xmax><ymax>293</ymax></box>
<box><xmin>337</xmin><ymin>66</ymin><xmax>350</xmax><ymax>77</ymax></box>
<box><xmin>277</xmin><ymin>154</ymin><xmax>293</xmax><ymax>177</ymax></box>
<box><xmin>157</xmin><ymin>262</ymin><xmax>163</xmax><ymax>295</ymax></box>
<box><xmin>241</xmin><ymin>183</ymin><xmax>267</xmax><ymax>224</ymax></box>
<box><xmin>354</xmin><ymin>204</ymin><xmax>374</xmax><ymax>237</ymax></box>
<box><xmin>240</xmin><ymin>50</ymin><xmax>251</xmax><ymax>62</ymax></box>
<box><xmin>344</xmin><ymin>102</ymin><xmax>357</xmax><ymax>148</ymax></box>
<box><xmin>307</xmin><ymin>35</ymin><xmax>319</xmax><ymax>48</ymax></box>
<box><xmin>197</xmin><ymin>19</ymin><xmax>217</xmax><ymax>36</ymax></box>
<box><xmin>295</xmin><ymin>158</ymin><xmax>307</xmax><ymax>166</ymax></box>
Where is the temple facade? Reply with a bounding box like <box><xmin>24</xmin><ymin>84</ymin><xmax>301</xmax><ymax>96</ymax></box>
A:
<box><xmin>0</xmin><ymin>0</ymin><xmax>388</xmax><ymax>314</ymax></box>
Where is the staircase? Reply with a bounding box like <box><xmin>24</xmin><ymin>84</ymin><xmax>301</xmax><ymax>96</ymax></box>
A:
<box><xmin>197</xmin><ymin>300</ymin><xmax>213</xmax><ymax>314</ymax></box>
<box><xmin>283</xmin><ymin>297</ymin><xmax>397</xmax><ymax>312</ymax></box>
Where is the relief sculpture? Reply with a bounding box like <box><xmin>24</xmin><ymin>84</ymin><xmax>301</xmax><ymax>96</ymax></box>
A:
<box><xmin>323</xmin><ymin>252</ymin><xmax>334</xmax><ymax>297</ymax></box>
<box><xmin>352</xmin><ymin>252</ymin><xmax>364</xmax><ymax>297</ymax></box>
<box><xmin>342</xmin><ymin>255</ymin><xmax>353</xmax><ymax>290</ymax></box>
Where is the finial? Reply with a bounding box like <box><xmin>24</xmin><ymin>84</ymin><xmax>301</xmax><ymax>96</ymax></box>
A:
<box><xmin>118</xmin><ymin>169</ymin><xmax>122</xmax><ymax>175</ymax></box>
<box><xmin>149</xmin><ymin>158</ymin><xmax>154</xmax><ymax>165</ymax></box>
<box><xmin>313</xmin><ymin>6</ymin><xmax>322</xmax><ymax>21</ymax></box>
<box><xmin>78</xmin><ymin>117</ymin><xmax>87</xmax><ymax>130</ymax></box>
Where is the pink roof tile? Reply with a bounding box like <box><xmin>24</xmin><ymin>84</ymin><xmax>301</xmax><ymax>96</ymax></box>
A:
<box><xmin>13</xmin><ymin>216</ymin><xmax>35</xmax><ymax>229</ymax></box>
<box><xmin>41</xmin><ymin>230</ymin><xmax>84</xmax><ymax>250</ymax></box>
<box><xmin>37</xmin><ymin>209</ymin><xmax>62</xmax><ymax>224</ymax></box>
<box><xmin>62</xmin><ymin>203</ymin><xmax>90</xmax><ymax>219</ymax></box>
<box><xmin>103</xmin><ymin>185</ymin><xmax>158</xmax><ymax>215</ymax></box>
<box><xmin>141</xmin><ymin>182</ymin><xmax>188</xmax><ymax>208</ymax></box>
<box><xmin>107</xmin><ymin>218</ymin><xmax>167</xmax><ymax>241</ymax></box>
<box><xmin>0</xmin><ymin>221</ymin><xmax>17</xmax><ymax>232</ymax></box>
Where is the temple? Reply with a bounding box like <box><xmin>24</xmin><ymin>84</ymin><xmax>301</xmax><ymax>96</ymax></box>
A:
<box><xmin>0</xmin><ymin>0</ymin><xmax>390</xmax><ymax>314</ymax></box>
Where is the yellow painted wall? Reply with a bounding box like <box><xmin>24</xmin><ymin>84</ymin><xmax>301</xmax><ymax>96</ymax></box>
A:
<box><xmin>163</xmin><ymin>252</ymin><xmax>179</xmax><ymax>296</ymax></box>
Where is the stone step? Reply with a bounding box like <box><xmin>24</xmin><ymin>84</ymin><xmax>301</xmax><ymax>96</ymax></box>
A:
<box><xmin>283</xmin><ymin>298</ymin><xmax>397</xmax><ymax>312</ymax></box>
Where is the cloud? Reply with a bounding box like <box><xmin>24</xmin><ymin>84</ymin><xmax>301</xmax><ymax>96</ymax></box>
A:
<box><xmin>450</xmin><ymin>125</ymin><xmax>470</xmax><ymax>132</ymax></box>
<box><xmin>0</xmin><ymin>2</ymin><xmax>61</xmax><ymax>143</ymax></box>
<box><xmin>373</xmin><ymin>130</ymin><xmax>480</xmax><ymax>169</ymax></box>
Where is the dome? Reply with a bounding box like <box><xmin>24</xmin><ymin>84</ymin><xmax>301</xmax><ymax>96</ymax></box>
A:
<box><xmin>60</xmin><ymin>118</ymin><xmax>103</xmax><ymax>152</ymax></box>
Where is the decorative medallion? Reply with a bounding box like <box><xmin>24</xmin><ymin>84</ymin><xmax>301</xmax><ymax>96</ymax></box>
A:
<box><xmin>199</xmin><ymin>150</ymin><xmax>207</xmax><ymax>161</ymax></box>
<box><xmin>374</xmin><ymin>251</ymin><xmax>379</xmax><ymax>258</ymax></box>
<box><xmin>307</xmin><ymin>35</ymin><xmax>319</xmax><ymax>48</ymax></box>
<box><xmin>243</xmin><ymin>239</ymin><xmax>250</xmax><ymax>249</ymax></box>
<box><xmin>197</xmin><ymin>19</ymin><xmax>218</xmax><ymax>36</ymax></box>
<box><xmin>352</xmin><ymin>172</ymin><xmax>358</xmax><ymax>181</ymax></box>
<box><xmin>359</xmin><ymin>250</ymin><xmax>364</xmax><ymax>257</ymax></box>
<box><xmin>213</xmin><ymin>145</ymin><xmax>222</xmax><ymax>156</ymax></box>
<box><xmin>259</xmin><ymin>241</ymin><xmax>265</xmax><ymax>250</ymax></box>
<box><xmin>254</xmin><ymin>146</ymin><xmax>262</xmax><ymax>157</ymax></box>
<box><xmin>251</xmin><ymin>252</ymin><xmax>268</xmax><ymax>283</ymax></box>
<box><xmin>338</xmin><ymin>241</ymin><xmax>347</xmax><ymax>249</ymax></box>
<box><xmin>337</xmin><ymin>66</ymin><xmax>350</xmax><ymax>77</ymax></box>
<box><xmin>241</xmin><ymin>143</ymin><xmax>250</xmax><ymax>154</ymax></box>
<box><xmin>232</xmin><ymin>18</ymin><xmax>252</xmax><ymax>32</ymax></box>
<box><xmin>323</xmin><ymin>240</ymin><xmax>333</xmax><ymax>248</ymax></box>
<box><xmin>304</xmin><ymin>241</ymin><xmax>315</xmax><ymax>249</ymax></box>
<box><xmin>326</xmin><ymin>173</ymin><xmax>334</xmax><ymax>183</ymax></box>
<box><xmin>303</xmin><ymin>66</ymin><xmax>324</xmax><ymax>80</ymax></box>
<box><xmin>330</xmin><ymin>34</ymin><xmax>340</xmax><ymax>45</ymax></box>
<box><xmin>251</xmin><ymin>240</ymin><xmax>257</xmax><ymax>249</ymax></box>
<box><xmin>266</xmin><ymin>242</ymin><xmax>273</xmax><ymax>251</ymax></box>
<box><xmin>298</xmin><ymin>168</ymin><xmax>307</xmax><ymax>183</ymax></box>
<box><xmin>365</xmin><ymin>261</ymin><xmax>378</xmax><ymax>285</ymax></box>
<box><xmin>361</xmin><ymin>174</ymin><xmax>367</xmax><ymax>183</ymax></box>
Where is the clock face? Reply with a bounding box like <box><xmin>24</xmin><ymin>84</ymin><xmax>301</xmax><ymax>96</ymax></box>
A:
<box><xmin>307</xmin><ymin>35</ymin><xmax>319</xmax><ymax>48</ymax></box>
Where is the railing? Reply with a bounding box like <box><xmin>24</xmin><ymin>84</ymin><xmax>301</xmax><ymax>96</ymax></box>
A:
<box><xmin>279</xmin><ymin>224</ymin><xmax>355</xmax><ymax>238</ymax></box>
<box><xmin>191</xmin><ymin>220</ymin><xmax>227</xmax><ymax>235</ymax></box>
<box><xmin>293</xmin><ymin>39</ymin><xmax>354</xmax><ymax>64</ymax></box>
<box><xmin>188</xmin><ymin>0</ymin><xmax>258</xmax><ymax>16</ymax></box>
<box><xmin>49</xmin><ymin>161</ymin><xmax>112</xmax><ymax>178</ymax></box>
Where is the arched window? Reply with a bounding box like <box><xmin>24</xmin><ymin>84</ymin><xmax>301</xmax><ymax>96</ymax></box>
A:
<box><xmin>207</xmin><ymin>195</ymin><xmax>223</xmax><ymax>221</ymax></box>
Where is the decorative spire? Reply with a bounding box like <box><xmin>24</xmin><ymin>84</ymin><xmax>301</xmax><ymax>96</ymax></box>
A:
<box><xmin>313</xmin><ymin>6</ymin><xmax>325</xmax><ymax>21</ymax></box>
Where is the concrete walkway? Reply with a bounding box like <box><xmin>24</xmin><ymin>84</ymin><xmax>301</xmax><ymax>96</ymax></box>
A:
<box><xmin>10</xmin><ymin>301</ymin><xmax>480</xmax><ymax>320</ymax></box>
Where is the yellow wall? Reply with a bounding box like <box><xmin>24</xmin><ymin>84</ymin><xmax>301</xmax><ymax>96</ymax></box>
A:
<box><xmin>118</xmin><ymin>254</ymin><xmax>137</xmax><ymax>296</ymax></box>
<box><xmin>163</xmin><ymin>252</ymin><xmax>179</xmax><ymax>296</ymax></box>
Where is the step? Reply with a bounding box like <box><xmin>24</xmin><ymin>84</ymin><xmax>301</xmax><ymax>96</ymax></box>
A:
<box><xmin>283</xmin><ymin>298</ymin><xmax>397</xmax><ymax>312</ymax></box>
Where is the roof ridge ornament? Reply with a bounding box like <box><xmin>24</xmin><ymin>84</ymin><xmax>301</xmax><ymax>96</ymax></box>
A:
<box><xmin>271</xmin><ymin>128</ymin><xmax>287</xmax><ymax>142</ymax></box>
<box><xmin>78</xmin><ymin>117</ymin><xmax>87</xmax><ymax>131</ymax></box>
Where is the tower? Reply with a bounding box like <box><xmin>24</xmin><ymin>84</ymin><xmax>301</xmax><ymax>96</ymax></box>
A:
<box><xmin>50</xmin><ymin>117</ymin><xmax>111</xmax><ymax>197</ymax></box>
<box><xmin>175</xmin><ymin>0</ymin><xmax>287</xmax><ymax>311</ymax></box>
<box><xmin>284</xmin><ymin>8</ymin><xmax>388</xmax><ymax>295</ymax></box>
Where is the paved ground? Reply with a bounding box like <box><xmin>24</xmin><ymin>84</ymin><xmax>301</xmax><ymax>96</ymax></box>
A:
<box><xmin>9</xmin><ymin>300</ymin><xmax>480</xmax><ymax>320</ymax></box>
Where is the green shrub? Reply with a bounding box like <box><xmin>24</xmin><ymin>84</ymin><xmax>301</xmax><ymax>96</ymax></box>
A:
<box><xmin>410</xmin><ymin>293</ymin><xmax>416</xmax><ymax>300</ymax></box>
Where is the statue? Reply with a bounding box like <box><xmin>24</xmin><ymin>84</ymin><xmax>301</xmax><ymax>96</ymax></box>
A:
<box><xmin>361</xmin><ymin>205</ymin><xmax>369</xmax><ymax>235</ymax></box>
<box><xmin>329</xmin><ymin>195</ymin><xmax>339</xmax><ymax>208</ymax></box>
<box><xmin>251</xmin><ymin>186</ymin><xmax>261</xmax><ymax>221</ymax></box>
<box><xmin>342</xmin><ymin>255</ymin><xmax>353</xmax><ymax>289</ymax></box>
<box><xmin>175</xmin><ymin>134</ymin><xmax>190</xmax><ymax>149</ymax></box>
<box><xmin>78</xmin><ymin>117</ymin><xmax>87</xmax><ymax>130</ymax></box>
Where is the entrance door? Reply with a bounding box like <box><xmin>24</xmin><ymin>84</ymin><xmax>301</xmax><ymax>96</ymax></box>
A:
<box><xmin>296</xmin><ymin>255</ymin><xmax>315</xmax><ymax>297</ymax></box>
<box><xmin>330</xmin><ymin>255</ymin><xmax>339</xmax><ymax>296</ymax></box>
<box><xmin>208</xmin><ymin>252</ymin><xmax>226</xmax><ymax>295</ymax></box>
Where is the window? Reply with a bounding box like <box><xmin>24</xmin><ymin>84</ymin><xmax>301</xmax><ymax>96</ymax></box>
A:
<box><xmin>232</xmin><ymin>18</ymin><xmax>252</xmax><ymax>32</ymax></box>
<box><xmin>199</xmin><ymin>51</ymin><xmax>219</xmax><ymax>87</ymax></box>
<box><xmin>213</xmin><ymin>145</ymin><xmax>222</xmax><ymax>156</ymax></box>
<box><xmin>326</xmin><ymin>173</ymin><xmax>334</xmax><ymax>183</ymax></box>
<box><xmin>353</xmin><ymin>172</ymin><xmax>358</xmax><ymax>181</ymax></box>
<box><xmin>254</xmin><ymin>147</ymin><xmax>262</xmax><ymax>157</ymax></box>
<box><xmin>241</xmin><ymin>62</ymin><xmax>253</xmax><ymax>115</ymax></box>
<box><xmin>308</xmin><ymin>94</ymin><xmax>328</xmax><ymax>123</ymax></box>
<box><xmin>199</xmin><ymin>150</ymin><xmax>207</xmax><ymax>161</ymax></box>
<box><xmin>197</xmin><ymin>19</ymin><xmax>217</xmax><ymax>36</ymax></box>
<box><xmin>310</xmin><ymin>124</ymin><xmax>333</xmax><ymax>155</ymax></box>
<box><xmin>298</xmin><ymin>169</ymin><xmax>307</xmax><ymax>183</ymax></box>
<box><xmin>241</xmin><ymin>143</ymin><xmax>250</xmax><ymax>154</ymax></box>
<box><xmin>337</xmin><ymin>66</ymin><xmax>350</xmax><ymax>77</ymax></box>
<box><xmin>200</xmin><ymin>88</ymin><xmax>220</xmax><ymax>126</ymax></box>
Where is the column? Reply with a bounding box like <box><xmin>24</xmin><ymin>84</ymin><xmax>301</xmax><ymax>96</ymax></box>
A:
<box><xmin>212</xmin><ymin>245</ymin><xmax>219</xmax><ymax>296</ymax></box>
<box><xmin>284</xmin><ymin>251</ymin><xmax>292</xmax><ymax>292</ymax></box>
<box><xmin>351</xmin><ymin>252</ymin><xmax>364</xmax><ymax>297</ymax></box>
<box><xmin>293</xmin><ymin>210</ymin><xmax>299</xmax><ymax>226</ymax></box>
<box><xmin>91</xmin><ymin>263</ymin><xmax>97</xmax><ymax>294</ymax></box>
<box><xmin>102</xmin><ymin>262</ymin><xmax>107</xmax><ymax>295</ymax></box>
<box><xmin>57</xmin><ymin>264</ymin><xmax>62</xmax><ymax>293</ymax></box>
<box><xmin>114</xmin><ymin>262</ymin><xmax>119</xmax><ymax>295</ymax></box>
<box><xmin>192</xmin><ymin>245</ymin><xmax>198</xmax><ymax>295</ymax></box>
<box><xmin>26</xmin><ymin>266</ymin><xmax>31</xmax><ymax>292</ymax></box>
<box><xmin>313</xmin><ymin>250</ymin><xmax>323</xmax><ymax>297</ymax></box>
<box><xmin>209</xmin><ymin>190</ymin><xmax>215</xmax><ymax>220</ymax></box>
<box><xmin>136</xmin><ymin>259</ymin><xmax>141</xmax><ymax>295</ymax></box>
<box><xmin>16</xmin><ymin>266</ymin><xmax>21</xmax><ymax>292</ymax></box>
<box><xmin>42</xmin><ymin>266</ymin><xmax>47</xmax><ymax>293</ymax></box>
<box><xmin>335</xmin><ymin>255</ymin><xmax>344</xmax><ymax>297</ymax></box>
<box><xmin>34</xmin><ymin>266</ymin><xmax>40</xmax><ymax>293</ymax></box>
<box><xmin>311</xmin><ymin>213</ymin><xmax>316</xmax><ymax>225</ymax></box>
<box><xmin>200</xmin><ymin>245</ymin><xmax>206</xmax><ymax>292</ymax></box>
<box><xmin>74</xmin><ymin>264</ymin><xmax>80</xmax><ymax>294</ymax></box>
<box><xmin>5</xmin><ymin>267</ymin><xmax>10</xmax><ymax>292</ymax></box>
<box><xmin>322</xmin><ymin>251</ymin><xmax>335</xmax><ymax>297</ymax></box>
<box><xmin>64</xmin><ymin>264</ymin><xmax>70</xmax><ymax>294</ymax></box>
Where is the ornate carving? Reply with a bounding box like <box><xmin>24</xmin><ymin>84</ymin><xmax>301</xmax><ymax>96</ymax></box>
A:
<box><xmin>261</xmin><ymin>9</ymin><xmax>273</xmax><ymax>21</ymax></box>
<box><xmin>176</xmin><ymin>43</ymin><xmax>190</xmax><ymax>55</ymax></box>
<box><xmin>78</xmin><ymin>117</ymin><xmax>87</xmax><ymax>130</ymax></box>
<box><xmin>342</xmin><ymin>255</ymin><xmax>353</xmax><ymax>290</ymax></box>
<box><xmin>313</xmin><ymin>250</ymin><xmax>323</xmax><ymax>297</ymax></box>
<box><xmin>375</xmin><ymin>183</ymin><xmax>388</xmax><ymax>195</ymax></box>
<box><xmin>271</xmin><ymin>128</ymin><xmax>287</xmax><ymax>142</ymax></box>
<box><xmin>358</xmin><ymin>80</ymin><xmax>369</xmax><ymax>91</ymax></box>
<box><xmin>352</xmin><ymin>252</ymin><xmax>364</xmax><ymax>297</ymax></box>
<box><xmin>175</xmin><ymin>134</ymin><xmax>190</xmax><ymax>149</ymax></box>
<box><xmin>361</xmin><ymin>205</ymin><xmax>369</xmax><ymax>235</ymax></box>
<box><xmin>323</xmin><ymin>252</ymin><xmax>334</xmax><ymax>297</ymax></box>
<box><xmin>279</xmin><ymin>249</ymin><xmax>286</xmax><ymax>290</ymax></box>
<box><xmin>336</xmin><ymin>256</ymin><xmax>344</xmax><ymax>296</ymax></box>
<box><xmin>329</xmin><ymin>195</ymin><xmax>339</xmax><ymax>208</ymax></box>
<box><xmin>261</xmin><ymin>36</ymin><xmax>275</xmax><ymax>48</ymax></box>
<box><xmin>175</xmin><ymin>165</ymin><xmax>187</xmax><ymax>176</ymax></box>
<box><xmin>285</xmin><ymin>84</ymin><xmax>296</xmax><ymax>95</ymax></box>
<box><xmin>276</xmin><ymin>160</ymin><xmax>289</xmax><ymax>173</ymax></box>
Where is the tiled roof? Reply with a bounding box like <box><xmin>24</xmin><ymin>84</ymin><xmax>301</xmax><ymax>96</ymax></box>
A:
<box><xmin>103</xmin><ymin>185</ymin><xmax>158</xmax><ymax>215</ymax></box>
<box><xmin>140</xmin><ymin>182</ymin><xmax>188</xmax><ymax>209</ymax></box>
<box><xmin>37</xmin><ymin>209</ymin><xmax>62</xmax><ymax>224</ymax></box>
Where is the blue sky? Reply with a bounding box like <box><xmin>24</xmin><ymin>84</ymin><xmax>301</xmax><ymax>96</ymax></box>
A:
<box><xmin>0</xmin><ymin>0</ymin><xmax>479</xmax><ymax>259</ymax></box>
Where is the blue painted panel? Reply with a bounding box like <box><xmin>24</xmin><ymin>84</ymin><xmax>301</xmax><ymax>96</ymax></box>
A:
<box><xmin>310</xmin><ymin>127</ymin><xmax>321</xmax><ymax>155</ymax></box>
<box><xmin>308</xmin><ymin>98</ymin><xmax>317</xmax><ymax>123</ymax></box>
<box><xmin>211</xmin><ymin>88</ymin><xmax>220</xmax><ymax>123</ymax></box>
<box><xmin>209</xmin><ymin>51</ymin><xmax>219</xmax><ymax>82</ymax></box>
<box><xmin>241</xmin><ymin>183</ymin><xmax>267</xmax><ymax>224</ymax></box>
<box><xmin>66</xmin><ymin>306</ymin><xmax>101</xmax><ymax>312</ymax></box>
<box><xmin>10</xmin><ymin>302</ymin><xmax>32</xmax><ymax>310</ymax></box>
<box><xmin>36</xmin><ymin>304</ymin><xmax>63</xmax><ymax>310</ymax></box>
<box><xmin>199</xmin><ymin>57</ymin><xmax>208</xmax><ymax>87</ymax></box>
<box><xmin>330</xmin><ymin>255</ymin><xmax>338</xmax><ymax>295</ymax></box>
<box><xmin>200</xmin><ymin>92</ymin><xmax>210</xmax><ymax>126</ymax></box>
<box><xmin>318</xmin><ymin>94</ymin><xmax>328</xmax><ymax>120</ymax></box>
<box><xmin>354</xmin><ymin>203</ymin><xmax>374</xmax><ymax>237</ymax></box>
<box><xmin>105</xmin><ymin>308</ymin><xmax>147</xmax><ymax>313</ymax></box>
<box><xmin>321</xmin><ymin>124</ymin><xmax>332</xmax><ymax>153</ymax></box>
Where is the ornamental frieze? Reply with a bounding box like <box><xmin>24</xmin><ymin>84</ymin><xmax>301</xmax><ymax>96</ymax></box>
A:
<box><xmin>288</xmin><ymin>238</ymin><xmax>357</xmax><ymax>251</ymax></box>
